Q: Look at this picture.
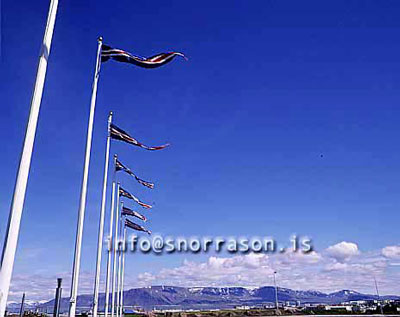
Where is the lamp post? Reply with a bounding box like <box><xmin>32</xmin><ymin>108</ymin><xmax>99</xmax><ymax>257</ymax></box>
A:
<box><xmin>374</xmin><ymin>277</ymin><xmax>384</xmax><ymax>315</ymax></box>
<box><xmin>273</xmin><ymin>271</ymin><xmax>279</xmax><ymax>314</ymax></box>
<box><xmin>19</xmin><ymin>293</ymin><xmax>25</xmax><ymax>317</ymax></box>
<box><xmin>53</xmin><ymin>278</ymin><xmax>62</xmax><ymax>317</ymax></box>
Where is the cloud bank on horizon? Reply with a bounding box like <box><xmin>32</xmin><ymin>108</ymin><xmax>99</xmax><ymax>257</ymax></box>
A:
<box><xmin>134</xmin><ymin>242</ymin><xmax>400</xmax><ymax>295</ymax></box>
<box><xmin>8</xmin><ymin>242</ymin><xmax>400</xmax><ymax>303</ymax></box>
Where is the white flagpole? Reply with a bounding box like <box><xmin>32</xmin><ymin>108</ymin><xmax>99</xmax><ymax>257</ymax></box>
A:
<box><xmin>92</xmin><ymin>112</ymin><xmax>113</xmax><ymax>317</ymax></box>
<box><xmin>116</xmin><ymin>215</ymin><xmax>122</xmax><ymax>317</ymax></box>
<box><xmin>104</xmin><ymin>156</ymin><xmax>117</xmax><ymax>317</ymax></box>
<box><xmin>119</xmin><ymin>227</ymin><xmax>126</xmax><ymax>317</ymax></box>
<box><xmin>111</xmin><ymin>184</ymin><xmax>120</xmax><ymax>317</ymax></box>
<box><xmin>68</xmin><ymin>36</ymin><xmax>103</xmax><ymax>317</ymax></box>
<box><xmin>0</xmin><ymin>1</ymin><xmax>58</xmax><ymax>316</ymax></box>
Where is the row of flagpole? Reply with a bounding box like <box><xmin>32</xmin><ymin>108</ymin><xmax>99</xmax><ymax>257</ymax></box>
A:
<box><xmin>92</xmin><ymin>41</ymin><xmax>186</xmax><ymax>317</ymax></box>
<box><xmin>0</xmin><ymin>1</ymin><xmax>186</xmax><ymax>315</ymax></box>
<box><xmin>71</xmin><ymin>35</ymin><xmax>185</xmax><ymax>316</ymax></box>
<box><xmin>100</xmin><ymin>130</ymin><xmax>159</xmax><ymax>317</ymax></box>
<box><xmin>0</xmin><ymin>0</ymin><xmax>186</xmax><ymax>317</ymax></box>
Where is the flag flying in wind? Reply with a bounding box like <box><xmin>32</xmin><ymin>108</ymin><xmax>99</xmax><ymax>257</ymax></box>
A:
<box><xmin>101</xmin><ymin>44</ymin><xmax>187</xmax><ymax>69</ymax></box>
<box><xmin>125</xmin><ymin>218</ymin><xmax>151</xmax><ymax>235</ymax></box>
<box><xmin>119</xmin><ymin>187</ymin><xmax>152</xmax><ymax>209</ymax></box>
<box><xmin>110</xmin><ymin>124</ymin><xmax>169</xmax><ymax>151</ymax></box>
<box><xmin>115</xmin><ymin>159</ymin><xmax>154</xmax><ymax>189</ymax></box>
<box><xmin>121</xmin><ymin>206</ymin><xmax>147</xmax><ymax>222</ymax></box>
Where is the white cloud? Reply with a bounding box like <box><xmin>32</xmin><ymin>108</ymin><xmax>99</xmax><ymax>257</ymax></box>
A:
<box><xmin>136</xmin><ymin>253</ymin><xmax>275</xmax><ymax>288</ymax></box>
<box><xmin>323</xmin><ymin>261</ymin><xmax>349</xmax><ymax>272</ymax></box>
<box><xmin>8</xmin><ymin>270</ymin><xmax>98</xmax><ymax>303</ymax></box>
<box><xmin>325</xmin><ymin>241</ymin><xmax>359</xmax><ymax>262</ymax></box>
<box><xmin>8</xmin><ymin>243</ymin><xmax>400</xmax><ymax>302</ymax></box>
<box><xmin>382</xmin><ymin>246</ymin><xmax>400</xmax><ymax>259</ymax></box>
<box><xmin>131</xmin><ymin>244</ymin><xmax>400</xmax><ymax>295</ymax></box>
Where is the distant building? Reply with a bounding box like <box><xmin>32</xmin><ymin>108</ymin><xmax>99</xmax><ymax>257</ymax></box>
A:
<box><xmin>235</xmin><ymin>305</ymin><xmax>250</xmax><ymax>310</ymax></box>
<box><xmin>349</xmin><ymin>300</ymin><xmax>368</xmax><ymax>305</ymax></box>
<box><xmin>304</xmin><ymin>303</ymin><xmax>323</xmax><ymax>308</ymax></box>
<box><xmin>324</xmin><ymin>305</ymin><xmax>352</xmax><ymax>312</ymax></box>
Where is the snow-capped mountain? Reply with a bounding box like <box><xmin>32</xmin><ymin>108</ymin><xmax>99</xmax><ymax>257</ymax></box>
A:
<box><xmin>9</xmin><ymin>286</ymin><xmax>400</xmax><ymax>312</ymax></box>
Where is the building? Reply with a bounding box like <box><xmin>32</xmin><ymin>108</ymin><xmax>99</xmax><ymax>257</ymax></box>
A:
<box><xmin>324</xmin><ymin>305</ymin><xmax>352</xmax><ymax>312</ymax></box>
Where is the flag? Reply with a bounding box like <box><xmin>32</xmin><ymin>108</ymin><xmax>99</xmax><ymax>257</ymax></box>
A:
<box><xmin>119</xmin><ymin>187</ymin><xmax>152</xmax><ymax>209</ymax></box>
<box><xmin>121</xmin><ymin>206</ymin><xmax>147</xmax><ymax>222</ymax></box>
<box><xmin>110</xmin><ymin>124</ymin><xmax>169</xmax><ymax>151</ymax></box>
<box><xmin>125</xmin><ymin>218</ymin><xmax>151</xmax><ymax>235</ymax></box>
<box><xmin>115</xmin><ymin>159</ymin><xmax>154</xmax><ymax>189</ymax></box>
<box><xmin>101</xmin><ymin>44</ymin><xmax>187</xmax><ymax>69</ymax></box>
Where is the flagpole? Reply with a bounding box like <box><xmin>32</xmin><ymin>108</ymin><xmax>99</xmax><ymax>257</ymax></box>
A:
<box><xmin>92</xmin><ymin>112</ymin><xmax>113</xmax><ymax>317</ymax></box>
<box><xmin>0</xmin><ymin>1</ymin><xmax>58</xmax><ymax>316</ymax></box>
<box><xmin>69</xmin><ymin>36</ymin><xmax>103</xmax><ymax>317</ymax></box>
<box><xmin>116</xmin><ymin>205</ymin><xmax>124</xmax><ymax>317</ymax></box>
<box><xmin>116</xmin><ymin>214</ymin><xmax>122</xmax><ymax>317</ymax></box>
<box><xmin>119</xmin><ymin>227</ymin><xmax>126</xmax><ymax>317</ymax></box>
<box><xmin>105</xmin><ymin>156</ymin><xmax>117</xmax><ymax>317</ymax></box>
<box><xmin>111</xmin><ymin>184</ymin><xmax>120</xmax><ymax>317</ymax></box>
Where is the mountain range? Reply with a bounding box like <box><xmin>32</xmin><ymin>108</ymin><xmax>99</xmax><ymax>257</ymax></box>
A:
<box><xmin>9</xmin><ymin>286</ymin><xmax>400</xmax><ymax>313</ymax></box>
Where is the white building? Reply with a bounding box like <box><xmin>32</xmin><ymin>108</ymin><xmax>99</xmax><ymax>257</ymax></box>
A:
<box><xmin>325</xmin><ymin>305</ymin><xmax>352</xmax><ymax>312</ymax></box>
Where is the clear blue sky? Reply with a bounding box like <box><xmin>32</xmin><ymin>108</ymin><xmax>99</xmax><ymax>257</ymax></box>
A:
<box><xmin>1</xmin><ymin>0</ymin><xmax>400</xmax><ymax>301</ymax></box>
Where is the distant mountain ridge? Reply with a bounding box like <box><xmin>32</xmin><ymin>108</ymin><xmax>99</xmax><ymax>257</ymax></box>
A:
<box><xmin>7</xmin><ymin>300</ymin><xmax>48</xmax><ymax>312</ymax></box>
<box><xmin>12</xmin><ymin>286</ymin><xmax>400</xmax><ymax>312</ymax></box>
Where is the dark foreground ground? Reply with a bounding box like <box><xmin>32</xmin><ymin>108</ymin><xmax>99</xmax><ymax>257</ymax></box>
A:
<box><xmin>9</xmin><ymin>308</ymin><xmax>400</xmax><ymax>317</ymax></box>
<box><xmin>123</xmin><ymin>309</ymin><xmax>400</xmax><ymax>317</ymax></box>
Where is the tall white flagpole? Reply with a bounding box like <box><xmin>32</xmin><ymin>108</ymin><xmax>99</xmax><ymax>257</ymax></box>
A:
<box><xmin>104</xmin><ymin>156</ymin><xmax>117</xmax><ymax>317</ymax></box>
<box><xmin>119</xmin><ymin>227</ymin><xmax>126</xmax><ymax>317</ymax></box>
<box><xmin>92</xmin><ymin>112</ymin><xmax>113</xmax><ymax>317</ymax></box>
<box><xmin>116</xmin><ymin>211</ymin><xmax>123</xmax><ymax>317</ymax></box>
<box><xmin>117</xmin><ymin>207</ymin><xmax>124</xmax><ymax>317</ymax></box>
<box><xmin>0</xmin><ymin>1</ymin><xmax>58</xmax><ymax>316</ymax></box>
<box><xmin>111</xmin><ymin>184</ymin><xmax>120</xmax><ymax>317</ymax></box>
<box><xmin>68</xmin><ymin>36</ymin><xmax>103</xmax><ymax>317</ymax></box>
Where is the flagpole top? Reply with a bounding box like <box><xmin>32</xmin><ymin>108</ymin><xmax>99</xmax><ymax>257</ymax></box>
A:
<box><xmin>98</xmin><ymin>36</ymin><xmax>103</xmax><ymax>42</ymax></box>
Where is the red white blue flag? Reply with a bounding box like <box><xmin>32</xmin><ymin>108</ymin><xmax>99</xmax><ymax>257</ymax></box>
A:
<box><xmin>121</xmin><ymin>206</ymin><xmax>147</xmax><ymax>222</ymax></box>
<box><xmin>125</xmin><ymin>218</ymin><xmax>151</xmax><ymax>235</ymax></box>
<box><xmin>101</xmin><ymin>44</ymin><xmax>187</xmax><ymax>69</ymax></box>
<box><xmin>115</xmin><ymin>159</ymin><xmax>154</xmax><ymax>189</ymax></box>
<box><xmin>110</xmin><ymin>123</ymin><xmax>169</xmax><ymax>151</ymax></box>
<box><xmin>119</xmin><ymin>187</ymin><xmax>152</xmax><ymax>209</ymax></box>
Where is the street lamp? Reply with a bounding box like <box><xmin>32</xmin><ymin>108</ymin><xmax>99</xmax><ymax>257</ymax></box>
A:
<box><xmin>273</xmin><ymin>271</ymin><xmax>279</xmax><ymax>314</ymax></box>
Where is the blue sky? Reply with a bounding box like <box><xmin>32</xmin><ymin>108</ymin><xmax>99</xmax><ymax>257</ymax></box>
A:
<box><xmin>1</xmin><ymin>0</ymin><xmax>400</xmax><ymax>301</ymax></box>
